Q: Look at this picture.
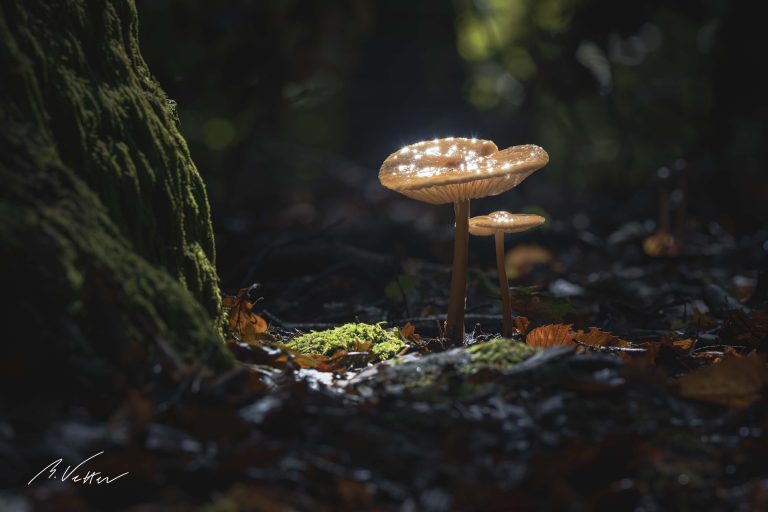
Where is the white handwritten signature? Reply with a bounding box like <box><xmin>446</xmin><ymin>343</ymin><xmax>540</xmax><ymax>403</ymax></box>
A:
<box><xmin>28</xmin><ymin>451</ymin><xmax>129</xmax><ymax>486</ymax></box>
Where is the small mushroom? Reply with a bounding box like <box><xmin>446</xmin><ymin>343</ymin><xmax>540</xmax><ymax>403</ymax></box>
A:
<box><xmin>469</xmin><ymin>211</ymin><xmax>546</xmax><ymax>337</ymax></box>
<box><xmin>644</xmin><ymin>166</ymin><xmax>683</xmax><ymax>257</ymax></box>
<box><xmin>379</xmin><ymin>138</ymin><xmax>548</xmax><ymax>345</ymax></box>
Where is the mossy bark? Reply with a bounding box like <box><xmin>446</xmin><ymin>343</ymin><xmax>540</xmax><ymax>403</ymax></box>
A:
<box><xmin>0</xmin><ymin>0</ymin><xmax>233</xmax><ymax>393</ymax></box>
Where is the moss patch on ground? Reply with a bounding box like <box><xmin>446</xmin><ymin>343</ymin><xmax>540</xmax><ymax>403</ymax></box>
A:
<box><xmin>287</xmin><ymin>323</ymin><xmax>405</xmax><ymax>361</ymax></box>
<box><xmin>351</xmin><ymin>339</ymin><xmax>541</xmax><ymax>395</ymax></box>
<box><xmin>466</xmin><ymin>338</ymin><xmax>541</xmax><ymax>372</ymax></box>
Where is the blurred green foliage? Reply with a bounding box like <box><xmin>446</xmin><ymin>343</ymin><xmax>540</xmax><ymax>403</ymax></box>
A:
<box><xmin>136</xmin><ymin>0</ymin><xmax>766</xmax><ymax>239</ymax></box>
<box><xmin>452</xmin><ymin>0</ymin><xmax>757</xmax><ymax>190</ymax></box>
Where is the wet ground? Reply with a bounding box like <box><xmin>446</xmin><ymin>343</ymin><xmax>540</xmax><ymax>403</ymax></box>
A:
<box><xmin>3</xmin><ymin>205</ymin><xmax>767</xmax><ymax>511</ymax></box>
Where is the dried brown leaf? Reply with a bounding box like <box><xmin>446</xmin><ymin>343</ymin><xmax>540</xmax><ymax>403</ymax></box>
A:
<box><xmin>525</xmin><ymin>324</ymin><xmax>577</xmax><ymax>348</ymax></box>
<box><xmin>400</xmin><ymin>322</ymin><xmax>420</xmax><ymax>342</ymax></box>
<box><xmin>678</xmin><ymin>352</ymin><xmax>768</xmax><ymax>407</ymax></box>
<box><xmin>578</xmin><ymin>327</ymin><xmax>631</xmax><ymax>348</ymax></box>
<box><xmin>513</xmin><ymin>315</ymin><xmax>530</xmax><ymax>336</ymax></box>
<box><xmin>694</xmin><ymin>346</ymin><xmax>743</xmax><ymax>365</ymax></box>
<box><xmin>627</xmin><ymin>341</ymin><xmax>660</xmax><ymax>367</ymax></box>
<box><xmin>223</xmin><ymin>288</ymin><xmax>269</xmax><ymax>344</ymax></box>
<box><xmin>526</xmin><ymin>324</ymin><xmax>631</xmax><ymax>351</ymax></box>
<box><xmin>671</xmin><ymin>338</ymin><xmax>694</xmax><ymax>351</ymax></box>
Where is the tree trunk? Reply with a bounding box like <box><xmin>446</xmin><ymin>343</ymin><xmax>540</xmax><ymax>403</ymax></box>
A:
<box><xmin>0</xmin><ymin>0</ymin><xmax>233</xmax><ymax>394</ymax></box>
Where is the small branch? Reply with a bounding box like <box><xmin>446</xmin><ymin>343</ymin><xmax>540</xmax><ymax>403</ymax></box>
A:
<box><xmin>572</xmin><ymin>338</ymin><xmax>648</xmax><ymax>353</ymax></box>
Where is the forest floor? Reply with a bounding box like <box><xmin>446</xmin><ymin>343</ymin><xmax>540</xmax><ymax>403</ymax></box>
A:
<box><xmin>3</xmin><ymin>216</ymin><xmax>768</xmax><ymax>511</ymax></box>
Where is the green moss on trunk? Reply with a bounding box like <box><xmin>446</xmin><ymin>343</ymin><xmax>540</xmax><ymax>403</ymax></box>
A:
<box><xmin>0</xmin><ymin>0</ymin><xmax>233</xmax><ymax>393</ymax></box>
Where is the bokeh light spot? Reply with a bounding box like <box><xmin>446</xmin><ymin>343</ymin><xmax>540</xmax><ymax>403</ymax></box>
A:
<box><xmin>202</xmin><ymin>118</ymin><xmax>236</xmax><ymax>150</ymax></box>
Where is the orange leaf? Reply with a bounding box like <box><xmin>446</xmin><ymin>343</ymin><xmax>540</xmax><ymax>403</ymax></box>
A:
<box><xmin>671</xmin><ymin>338</ymin><xmax>694</xmax><ymax>351</ymax></box>
<box><xmin>222</xmin><ymin>295</ymin><xmax>239</xmax><ymax>308</ymax></box>
<box><xmin>223</xmin><ymin>288</ymin><xmax>268</xmax><ymax>344</ymax></box>
<box><xmin>694</xmin><ymin>346</ymin><xmax>743</xmax><ymax>365</ymax></box>
<box><xmin>513</xmin><ymin>316</ymin><xmax>530</xmax><ymax>336</ymax></box>
<box><xmin>526</xmin><ymin>324</ymin><xmax>632</xmax><ymax>352</ymax></box>
<box><xmin>239</xmin><ymin>320</ymin><xmax>271</xmax><ymax>345</ymax></box>
<box><xmin>290</xmin><ymin>353</ymin><xmax>327</xmax><ymax>369</ymax></box>
<box><xmin>400</xmin><ymin>322</ymin><xmax>420</xmax><ymax>342</ymax></box>
<box><xmin>678</xmin><ymin>352</ymin><xmax>768</xmax><ymax>407</ymax></box>
<box><xmin>629</xmin><ymin>341</ymin><xmax>660</xmax><ymax>367</ymax></box>
<box><xmin>577</xmin><ymin>327</ymin><xmax>631</xmax><ymax>348</ymax></box>
<box><xmin>526</xmin><ymin>324</ymin><xmax>577</xmax><ymax>348</ymax></box>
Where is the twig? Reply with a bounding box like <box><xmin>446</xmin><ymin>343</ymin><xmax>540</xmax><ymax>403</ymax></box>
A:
<box><xmin>572</xmin><ymin>338</ymin><xmax>648</xmax><ymax>353</ymax></box>
<box><xmin>395</xmin><ymin>313</ymin><xmax>511</xmax><ymax>324</ymax></box>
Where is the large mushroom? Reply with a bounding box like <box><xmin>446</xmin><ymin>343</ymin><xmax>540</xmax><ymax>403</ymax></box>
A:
<box><xmin>469</xmin><ymin>212</ymin><xmax>546</xmax><ymax>337</ymax></box>
<box><xmin>378</xmin><ymin>138</ymin><xmax>548</xmax><ymax>345</ymax></box>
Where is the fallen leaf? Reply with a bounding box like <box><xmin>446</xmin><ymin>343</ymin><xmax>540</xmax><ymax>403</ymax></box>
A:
<box><xmin>630</xmin><ymin>341</ymin><xmax>661</xmax><ymax>367</ymax></box>
<box><xmin>286</xmin><ymin>352</ymin><xmax>329</xmax><ymax>370</ymax></box>
<box><xmin>694</xmin><ymin>351</ymin><xmax>726</xmax><ymax>364</ymax></box>
<box><xmin>694</xmin><ymin>346</ymin><xmax>743</xmax><ymax>365</ymax></box>
<box><xmin>223</xmin><ymin>288</ymin><xmax>269</xmax><ymax>344</ymax></box>
<box><xmin>399</xmin><ymin>322</ymin><xmax>420</xmax><ymax>343</ymax></box>
<box><xmin>722</xmin><ymin>345</ymin><xmax>743</xmax><ymax>358</ymax></box>
<box><xmin>578</xmin><ymin>327</ymin><xmax>631</xmax><ymax>348</ymax></box>
<box><xmin>526</xmin><ymin>324</ymin><xmax>631</xmax><ymax>351</ymax></box>
<box><xmin>513</xmin><ymin>315</ymin><xmax>530</xmax><ymax>336</ymax></box>
<box><xmin>279</xmin><ymin>336</ymin><xmax>378</xmax><ymax>372</ymax></box>
<box><xmin>525</xmin><ymin>324</ymin><xmax>577</xmax><ymax>349</ymax></box>
<box><xmin>671</xmin><ymin>338</ymin><xmax>694</xmax><ymax>351</ymax></box>
<box><xmin>678</xmin><ymin>352</ymin><xmax>768</xmax><ymax>407</ymax></box>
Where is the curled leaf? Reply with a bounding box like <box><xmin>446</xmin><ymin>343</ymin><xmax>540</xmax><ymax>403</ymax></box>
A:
<box><xmin>526</xmin><ymin>324</ymin><xmax>631</xmax><ymax>351</ymax></box>
<box><xmin>579</xmin><ymin>327</ymin><xmax>632</xmax><ymax>349</ymax></box>
<box><xmin>399</xmin><ymin>322</ymin><xmax>420</xmax><ymax>343</ymax></box>
<box><xmin>513</xmin><ymin>315</ymin><xmax>531</xmax><ymax>336</ymax></box>
<box><xmin>223</xmin><ymin>288</ymin><xmax>269</xmax><ymax>344</ymax></box>
<box><xmin>526</xmin><ymin>324</ymin><xmax>577</xmax><ymax>349</ymax></box>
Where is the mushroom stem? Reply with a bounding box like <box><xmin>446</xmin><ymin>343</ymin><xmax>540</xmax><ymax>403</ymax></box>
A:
<box><xmin>495</xmin><ymin>231</ymin><xmax>514</xmax><ymax>337</ymax></box>
<box><xmin>445</xmin><ymin>198</ymin><xmax>470</xmax><ymax>345</ymax></box>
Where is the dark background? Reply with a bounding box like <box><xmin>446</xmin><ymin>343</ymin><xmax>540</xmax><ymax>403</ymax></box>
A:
<box><xmin>136</xmin><ymin>0</ymin><xmax>767</xmax><ymax>300</ymax></box>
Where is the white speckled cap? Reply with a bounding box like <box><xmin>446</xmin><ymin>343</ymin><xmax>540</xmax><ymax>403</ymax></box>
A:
<box><xmin>378</xmin><ymin>137</ymin><xmax>549</xmax><ymax>205</ymax></box>
<box><xmin>468</xmin><ymin>212</ymin><xmax>546</xmax><ymax>236</ymax></box>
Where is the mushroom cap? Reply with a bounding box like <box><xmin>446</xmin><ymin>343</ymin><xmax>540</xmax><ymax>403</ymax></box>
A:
<box><xmin>468</xmin><ymin>211</ymin><xmax>546</xmax><ymax>236</ymax></box>
<box><xmin>378</xmin><ymin>137</ymin><xmax>549</xmax><ymax>205</ymax></box>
